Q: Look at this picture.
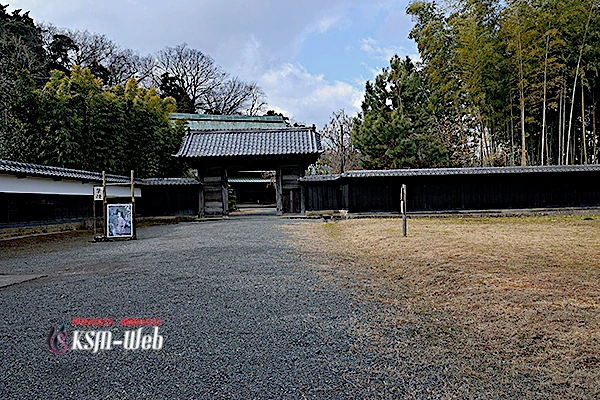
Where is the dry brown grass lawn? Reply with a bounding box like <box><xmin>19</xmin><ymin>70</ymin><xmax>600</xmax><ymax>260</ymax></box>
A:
<box><xmin>289</xmin><ymin>215</ymin><xmax>600</xmax><ymax>396</ymax></box>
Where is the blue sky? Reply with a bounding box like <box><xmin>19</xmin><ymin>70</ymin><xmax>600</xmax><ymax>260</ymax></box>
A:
<box><xmin>8</xmin><ymin>0</ymin><xmax>418</xmax><ymax>128</ymax></box>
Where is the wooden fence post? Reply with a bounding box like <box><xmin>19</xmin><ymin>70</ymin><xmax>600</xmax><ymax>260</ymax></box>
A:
<box><xmin>401</xmin><ymin>184</ymin><xmax>407</xmax><ymax>237</ymax></box>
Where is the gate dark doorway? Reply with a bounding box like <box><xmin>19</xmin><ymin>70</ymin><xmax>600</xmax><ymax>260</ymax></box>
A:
<box><xmin>229</xmin><ymin>172</ymin><xmax>276</xmax><ymax>207</ymax></box>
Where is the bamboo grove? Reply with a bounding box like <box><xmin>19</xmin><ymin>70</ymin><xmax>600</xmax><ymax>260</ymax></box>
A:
<box><xmin>353</xmin><ymin>0</ymin><xmax>600</xmax><ymax>169</ymax></box>
<box><xmin>409</xmin><ymin>0</ymin><xmax>600</xmax><ymax>166</ymax></box>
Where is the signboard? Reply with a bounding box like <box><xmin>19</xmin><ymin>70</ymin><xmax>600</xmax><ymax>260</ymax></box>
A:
<box><xmin>93</xmin><ymin>186</ymin><xmax>104</xmax><ymax>201</ymax></box>
<box><xmin>106</xmin><ymin>204</ymin><xmax>133</xmax><ymax>238</ymax></box>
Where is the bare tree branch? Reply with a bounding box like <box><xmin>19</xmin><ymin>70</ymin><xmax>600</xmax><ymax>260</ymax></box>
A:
<box><xmin>201</xmin><ymin>77</ymin><xmax>267</xmax><ymax>115</ymax></box>
<box><xmin>317</xmin><ymin>109</ymin><xmax>361</xmax><ymax>174</ymax></box>
<box><xmin>154</xmin><ymin>43</ymin><xmax>226</xmax><ymax>112</ymax></box>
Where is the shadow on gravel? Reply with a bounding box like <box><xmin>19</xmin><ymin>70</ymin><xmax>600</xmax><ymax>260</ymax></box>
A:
<box><xmin>0</xmin><ymin>216</ymin><xmax>402</xmax><ymax>399</ymax></box>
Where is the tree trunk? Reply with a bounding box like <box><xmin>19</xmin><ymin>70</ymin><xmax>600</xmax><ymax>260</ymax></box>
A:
<box><xmin>566</xmin><ymin>76</ymin><xmax>579</xmax><ymax>165</ymax></box>
<box><xmin>546</xmin><ymin>121</ymin><xmax>550</xmax><ymax>164</ymax></box>
<box><xmin>566</xmin><ymin>3</ymin><xmax>594</xmax><ymax>165</ymax></box>
<box><xmin>339</xmin><ymin>123</ymin><xmax>345</xmax><ymax>173</ymax></box>
<box><xmin>510</xmin><ymin>95</ymin><xmax>515</xmax><ymax>166</ymax></box>
<box><xmin>520</xmin><ymin>93</ymin><xmax>526</xmax><ymax>166</ymax></box>
<box><xmin>518</xmin><ymin>46</ymin><xmax>527</xmax><ymax>165</ymax></box>
<box><xmin>541</xmin><ymin>34</ymin><xmax>550</xmax><ymax>165</ymax></box>
<box><xmin>490</xmin><ymin>122</ymin><xmax>495</xmax><ymax>166</ymax></box>
<box><xmin>479</xmin><ymin>130</ymin><xmax>484</xmax><ymax>167</ymax></box>
<box><xmin>558</xmin><ymin>87</ymin><xmax>563</xmax><ymax>165</ymax></box>
<box><xmin>515</xmin><ymin>11</ymin><xmax>527</xmax><ymax>166</ymax></box>
<box><xmin>593</xmin><ymin>95</ymin><xmax>597</xmax><ymax>164</ymax></box>
<box><xmin>562</xmin><ymin>86</ymin><xmax>567</xmax><ymax>165</ymax></box>
<box><xmin>572</xmin><ymin>131</ymin><xmax>576</xmax><ymax>165</ymax></box>
<box><xmin>581</xmin><ymin>74</ymin><xmax>587</xmax><ymax>164</ymax></box>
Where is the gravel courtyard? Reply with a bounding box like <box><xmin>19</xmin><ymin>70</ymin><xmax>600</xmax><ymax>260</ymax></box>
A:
<box><xmin>4</xmin><ymin>213</ymin><xmax>572</xmax><ymax>399</ymax></box>
<box><xmin>0</xmin><ymin>215</ymin><xmax>431</xmax><ymax>399</ymax></box>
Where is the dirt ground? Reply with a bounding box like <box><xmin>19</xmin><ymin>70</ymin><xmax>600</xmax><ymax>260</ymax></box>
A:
<box><xmin>289</xmin><ymin>215</ymin><xmax>600</xmax><ymax>397</ymax></box>
<box><xmin>0</xmin><ymin>230</ymin><xmax>93</xmax><ymax>258</ymax></box>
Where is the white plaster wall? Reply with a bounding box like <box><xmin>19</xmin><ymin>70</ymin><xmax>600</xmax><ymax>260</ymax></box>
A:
<box><xmin>0</xmin><ymin>174</ymin><xmax>141</xmax><ymax>197</ymax></box>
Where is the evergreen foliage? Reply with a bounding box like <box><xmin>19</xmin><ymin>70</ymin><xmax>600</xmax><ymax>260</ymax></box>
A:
<box><xmin>352</xmin><ymin>56</ymin><xmax>450</xmax><ymax>168</ymax></box>
<box><xmin>406</xmin><ymin>0</ymin><xmax>600</xmax><ymax>166</ymax></box>
<box><xmin>1</xmin><ymin>66</ymin><xmax>185</xmax><ymax>178</ymax></box>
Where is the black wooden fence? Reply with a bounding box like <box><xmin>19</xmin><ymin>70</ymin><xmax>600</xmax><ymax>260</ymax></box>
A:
<box><xmin>301</xmin><ymin>165</ymin><xmax>600</xmax><ymax>213</ymax></box>
<box><xmin>0</xmin><ymin>193</ymin><xmax>94</xmax><ymax>225</ymax></box>
<box><xmin>138</xmin><ymin>179</ymin><xmax>201</xmax><ymax>217</ymax></box>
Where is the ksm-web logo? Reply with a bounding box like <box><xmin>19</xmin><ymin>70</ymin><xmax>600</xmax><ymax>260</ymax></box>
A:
<box><xmin>48</xmin><ymin>322</ymin><xmax>68</xmax><ymax>355</ymax></box>
<box><xmin>48</xmin><ymin>318</ymin><xmax>164</xmax><ymax>354</ymax></box>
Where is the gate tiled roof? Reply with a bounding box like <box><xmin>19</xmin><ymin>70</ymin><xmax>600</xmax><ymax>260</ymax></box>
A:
<box><xmin>174</xmin><ymin>127</ymin><xmax>322</xmax><ymax>158</ymax></box>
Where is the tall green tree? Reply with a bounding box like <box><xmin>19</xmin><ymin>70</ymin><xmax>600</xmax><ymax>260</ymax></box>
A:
<box><xmin>0</xmin><ymin>5</ymin><xmax>48</xmax><ymax>153</ymax></box>
<box><xmin>407</xmin><ymin>0</ymin><xmax>599</xmax><ymax>166</ymax></box>
<box><xmin>352</xmin><ymin>56</ymin><xmax>449</xmax><ymax>169</ymax></box>
<box><xmin>3</xmin><ymin>65</ymin><xmax>185</xmax><ymax>178</ymax></box>
<box><xmin>0</xmin><ymin>4</ymin><xmax>47</xmax><ymax>84</ymax></box>
<box><xmin>501</xmin><ymin>0</ymin><xmax>539</xmax><ymax>165</ymax></box>
<box><xmin>407</xmin><ymin>0</ymin><xmax>478</xmax><ymax>166</ymax></box>
<box><xmin>451</xmin><ymin>0</ymin><xmax>507</xmax><ymax>165</ymax></box>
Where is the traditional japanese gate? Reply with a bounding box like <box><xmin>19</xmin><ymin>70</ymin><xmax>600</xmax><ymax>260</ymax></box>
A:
<box><xmin>173</xmin><ymin>126</ymin><xmax>322</xmax><ymax>216</ymax></box>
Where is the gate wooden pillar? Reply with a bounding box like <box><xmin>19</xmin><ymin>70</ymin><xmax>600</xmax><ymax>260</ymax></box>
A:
<box><xmin>276</xmin><ymin>167</ymin><xmax>283</xmax><ymax>216</ymax></box>
<box><xmin>199</xmin><ymin>166</ymin><xmax>229</xmax><ymax>217</ymax></box>
<box><xmin>300</xmin><ymin>184</ymin><xmax>306</xmax><ymax>214</ymax></box>
<box><xmin>277</xmin><ymin>164</ymin><xmax>303</xmax><ymax>214</ymax></box>
<box><xmin>221</xmin><ymin>168</ymin><xmax>229</xmax><ymax>216</ymax></box>
<box><xmin>198</xmin><ymin>184</ymin><xmax>205</xmax><ymax>217</ymax></box>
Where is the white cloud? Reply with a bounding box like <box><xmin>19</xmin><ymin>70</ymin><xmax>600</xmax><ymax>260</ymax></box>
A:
<box><xmin>259</xmin><ymin>63</ymin><xmax>363</xmax><ymax>129</ymax></box>
<box><xmin>359</xmin><ymin>37</ymin><xmax>405</xmax><ymax>62</ymax></box>
<box><xmin>360</xmin><ymin>62</ymin><xmax>382</xmax><ymax>79</ymax></box>
<box><xmin>309</xmin><ymin>15</ymin><xmax>341</xmax><ymax>34</ymax></box>
<box><xmin>408</xmin><ymin>52</ymin><xmax>422</xmax><ymax>64</ymax></box>
<box><xmin>234</xmin><ymin>34</ymin><xmax>273</xmax><ymax>80</ymax></box>
<box><xmin>230</xmin><ymin>34</ymin><xmax>364</xmax><ymax>127</ymax></box>
<box><xmin>358</xmin><ymin>37</ymin><xmax>422</xmax><ymax>83</ymax></box>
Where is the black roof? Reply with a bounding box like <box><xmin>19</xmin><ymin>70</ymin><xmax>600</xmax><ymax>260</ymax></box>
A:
<box><xmin>0</xmin><ymin>159</ymin><xmax>131</xmax><ymax>183</ymax></box>
<box><xmin>229</xmin><ymin>177</ymin><xmax>271</xmax><ymax>183</ymax></box>
<box><xmin>300</xmin><ymin>165</ymin><xmax>600</xmax><ymax>182</ymax></box>
<box><xmin>142</xmin><ymin>178</ymin><xmax>201</xmax><ymax>186</ymax></box>
<box><xmin>174</xmin><ymin>127</ymin><xmax>322</xmax><ymax>158</ymax></box>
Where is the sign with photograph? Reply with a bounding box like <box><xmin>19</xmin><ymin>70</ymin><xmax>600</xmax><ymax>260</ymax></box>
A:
<box><xmin>107</xmin><ymin>204</ymin><xmax>133</xmax><ymax>238</ymax></box>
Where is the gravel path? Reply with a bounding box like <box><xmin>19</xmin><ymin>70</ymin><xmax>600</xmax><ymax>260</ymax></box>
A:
<box><xmin>0</xmin><ymin>215</ymin><xmax>413</xmax><ymax>399</ymax></box>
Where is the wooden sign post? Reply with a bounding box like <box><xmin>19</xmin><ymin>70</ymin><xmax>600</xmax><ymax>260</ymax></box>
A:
<box><xmin>102</xmin><ymin>171</ymin><xmax>107</xmax><ymax>239</ymax></box>
<box><xmin>93</xmin><ymin>185</ymin><xmax>104</xmax><ymax>237</ymax></box>
<box><xmin>95</xmin><ymin>170</ymin><xmax>136</xmax><ymax>241</ymax></box>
